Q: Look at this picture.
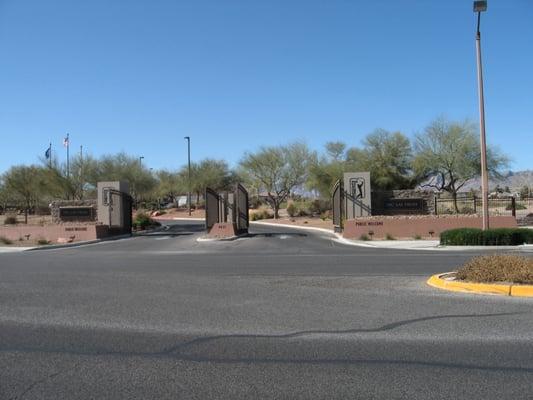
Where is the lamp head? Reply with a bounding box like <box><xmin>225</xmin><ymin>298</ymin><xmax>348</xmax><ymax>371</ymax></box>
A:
<box><xmin>473</xmin><ymin>1</ymin><xmax>487</xmax><ymax>12</ymax></box>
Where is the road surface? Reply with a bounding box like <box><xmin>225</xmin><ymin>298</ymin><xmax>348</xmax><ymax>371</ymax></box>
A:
<box><xmin>1</xmin><ymin>221</ymin><xmax>532</xmax><ymax>399</ymax></box>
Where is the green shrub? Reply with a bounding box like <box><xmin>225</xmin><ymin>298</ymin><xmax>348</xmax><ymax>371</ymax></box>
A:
<box><xmin>4</xmin><ymin>216</ymin><xmax>17</xmax><ymax>225</ymax></box>
<box><xmin>413</xmin><ymin>234</ymin><xmax>422</xmax><ymax>240</ymax></box>
<box><xmin>37</xmin><ymin>238</ymin><xmax>50</xmax><ymax>245</ymax></box>
<box><xmin>309</xmin><ymin>199</ymin><xmax>331</xmax><ymax>215</ymax></box>
<box><xmin>286</xmin><ymin>202</ymin><xmax>298</xmax><ymax>217</ymax></box>
<box><xmin>359</xmin><ymin>234</ymin><xmax>370</xmax><ymax>241</ymax></box>
<box><xmin>440</xmin><ymin>228</ymin><xmax>533</xmax><ymax>246</ymax></box>
<box><xmin>0</xmin><ymin>236</ymin><xmax>13</xmax><ymax>245</ymax></box>
<box><xmin>133</xmin><ymin>212</ymin><xmax>154</xmax><ymax>230</ymax></box>
<box><xmin>385</xmin><ymin>233</ymin><xmax>396</xmax><ymax>240</ymax></box>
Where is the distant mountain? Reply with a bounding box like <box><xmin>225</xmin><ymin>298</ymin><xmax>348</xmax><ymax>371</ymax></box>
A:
<box><xmin>417</xmin><ymin>170</ymin><xmax>533</xmax><ymax>193</ymax></box>
<box><xmin>458</xmin><ymin>170</ymin><xmax>533</xmax><ymax>193</ymax></box>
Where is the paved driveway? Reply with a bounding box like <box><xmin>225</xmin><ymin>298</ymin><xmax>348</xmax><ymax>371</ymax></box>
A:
<box><xmin>1</xmin><ymin>221</ymin><xmax>532</xmax><ymax>399</ymax></box>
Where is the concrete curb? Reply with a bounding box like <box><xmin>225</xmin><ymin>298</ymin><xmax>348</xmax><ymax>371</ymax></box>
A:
<box><xmin>196</xmin><ymin>236</ymin><xmax>241</xmax><ymax>242</ymax></box>
<box><xmin>427</xmin><ymin>272</ymin><xmax>533</xmax><ymax>297</ymax></box>
<box><xmin>25</xmin><ymin>233</ymin><xmax>133</xmax><ymax>251</ymax></box>
<box><xmin>250</xmin><ymin>221</ymin><xmax>336</xmax><ymax>236</ymax></box>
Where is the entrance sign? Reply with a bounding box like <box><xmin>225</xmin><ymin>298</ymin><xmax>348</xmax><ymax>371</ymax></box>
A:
<box><xmin>383</xmin><ymin>198</ymin><xmax>425</xmax><ymax>213</ymax></box>
<box><xmin>343</xmin><ymin>172</ymin><xmax>372</xmax><ymax>218</ymax></box>
<box><xmin>59</xmin><ymin>207</ymin><xmax>94</xmax><ymax>221</ymax></box>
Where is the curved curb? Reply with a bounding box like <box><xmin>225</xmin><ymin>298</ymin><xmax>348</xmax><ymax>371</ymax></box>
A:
<box><xmin>427</xmin><ymin>273</ymin><xmax>533</xmax><ymax>297</ymax></box>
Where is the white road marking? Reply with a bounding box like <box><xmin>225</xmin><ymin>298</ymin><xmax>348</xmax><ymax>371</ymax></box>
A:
<box><xmin>154</xmin><ymin>236</ymin><xmax>171</xmax><ymax>241</ymax></box>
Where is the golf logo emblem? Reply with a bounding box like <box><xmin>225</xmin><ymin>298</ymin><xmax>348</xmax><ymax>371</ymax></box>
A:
<box><xmin>350</xmin><ymin>177</ymin><xmax>365</xmax><ymax>200</ymax></box>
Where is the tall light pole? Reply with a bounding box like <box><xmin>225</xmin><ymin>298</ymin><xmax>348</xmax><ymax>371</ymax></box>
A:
<box><xmin>139</xmin><ymin>156</ymin><xmax>144</xmax><ymax>168</ymax></box>
<box><xmin>474</xmin><ymin>0</ymin><xmax>489</xmax><ymax>230</ymax></box>
<box><xmin>184</xmin><ymin>136</ymin><xmax>191</xmax><ymax>216</ymax></box>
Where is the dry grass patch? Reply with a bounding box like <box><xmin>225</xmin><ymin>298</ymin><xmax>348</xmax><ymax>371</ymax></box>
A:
<box><xmin>456</xmin><ymin>254</ymin><xmax>533</xmax><ymax>284</ymax></box>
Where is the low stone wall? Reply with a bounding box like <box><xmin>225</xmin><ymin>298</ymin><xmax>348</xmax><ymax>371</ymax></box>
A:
<box><xmin>343</xmin><ymin>215</ymin><xmax>517</xmax><ymax>240</ymax></box>
<box><xmin>50</xmin><ymin>200</ymin><xmax>97</xmax><ymax>224</ymax></box>
<box><xmin>0</xmin><ymin>224</ymin><xmax>109</xmax><ymax>244</ymax></box>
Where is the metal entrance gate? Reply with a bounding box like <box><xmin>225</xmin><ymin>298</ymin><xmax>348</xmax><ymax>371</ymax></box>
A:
<box><xmin>332</xmin><ymin>179</ymin><xmax>372</xmax><ymax>232</ymax></box>
<box><xmin>104</xmin><ymin>189</ymin><xmax>133</xmax><ymax>235</ymax></box>
<box><xmin>205</xmin><ymin>184</ymin><xmax>249</xmax><ymax>234</ymax></box>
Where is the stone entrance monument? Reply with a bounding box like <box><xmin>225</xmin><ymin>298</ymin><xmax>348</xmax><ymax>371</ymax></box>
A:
<box><xmin>97</xmin><ymin>181</ymin><xmax>132</xmax><ymax>234</ymax></box>
<box><xmin>343</xmin><ymin>172</ymin><xmax>372</xmax><ymax>218</ymax></box>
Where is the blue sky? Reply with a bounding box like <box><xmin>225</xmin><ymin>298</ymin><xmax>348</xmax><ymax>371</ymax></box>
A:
<box><xmin>1</xmin><ymin>0</ymin><xmax>532</xmax><ymax>173</ymax></box>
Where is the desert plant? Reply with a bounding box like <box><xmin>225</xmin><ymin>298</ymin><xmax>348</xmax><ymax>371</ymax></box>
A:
<box><xmin>0</xmin><ymin>236</ymin><xmax>13</xmax><ymax>245</ymax></box>
<box><xmin>250</xmin><ymin>207</ymin><xmax>274</xmax><ymax>221</ymax></box>
<box><xmin>385</xmin><ymin>233</ymin><xmax>396</xmax><ymax>240</ymax></box>
<box><xmin>413</xmin><ymin>234</ymin><xmax>422</xmax><ymax>240</ymax></box>
<box><xmin>456</xmin><ymin>254</ymin><xmax>533</xmax><ymax>284</ymax></box>
<box><xmin>37</xmin><ymin>238</ymin><xmax>50</xmax><ymax>245</ymax></box>
<box><xmin>286</xmin><ymin>202</ymin><xmax>298</xmax><ymax>217</ymax></box>
<box><xmin>4</xmin><ymin>216</ymin><xmax>17</xmax><ymax>225</ymax></box>
<box><xmin>359</xmin><ymin>234</ymin><xmax>370</xmax><ymax>241</ymax></box>
<box><xmin>133</xmin><ymin>211</ymin><xmax>159</xmax><ymax>230</ymax></box>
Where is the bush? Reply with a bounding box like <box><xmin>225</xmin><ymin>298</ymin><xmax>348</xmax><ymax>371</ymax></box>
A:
<box><xmin>385</xmin><ymin>233</ymin><xmax>396</xmax><ymax>240</ymax></box>
<box><xmin>4</xmin><ymin>216</ymin><xmax>17</xmax><ymax>225</ymax></box>
<box><xmin>133</xmin><ymin>212</ymin><xmax>156</xmax><ymax>230</ymax></box>
<box><xmin>456</xmin><ymin>254</ymin><xmax>533</xmax><ymax>284</ymax></box>
<box><xmin>37</xmin><ymin>238</ymin><xmax>50</xmax><ymax>245</ymax></box>
<box><xmin>440</xmin><ymin>228</ymin><xmax>533</xmax><ymax>246</ymax></box>
<box><xmin>286</xmin><ymin>202</ymin><xmax>298</xmax><ymax>217</ymax></box>
<box><xmin>413</xmin><ymin>234</ymin><xmax>422</xmax><ymax>240</ymax></box>
<box><xmin>359</xmin><ymin>234</ymin><xmax>370</xmax><ymax>241</ymax></box>
<box><xmin>0</xmin><ymin>236</ymin><xmax>13</xmax><ymax>245</ymax></box>
<box><xmin>250</xmin><ymin>207</ymin><xmax>273</xmax><ymax>221</ymax></box>
<box><xmin>309</xmin><ymin>199</ymin><xmax>331</xmax><ymax>215</ymax></box>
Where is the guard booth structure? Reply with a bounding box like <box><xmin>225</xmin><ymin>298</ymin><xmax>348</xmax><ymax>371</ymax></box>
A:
<box><xmin>97</xmin><ymin>181</ymin><xmax>133</xmax><ymax>235</ymax></box>
<box><xmin>205</xmin><ymin>184</ymin><xmax>249</xmax><ymax>238</ymax></box>
<box><xmin>332</xmin><ymin>172</ymin><xmax>372</xmax><ymax>233</ymax></box>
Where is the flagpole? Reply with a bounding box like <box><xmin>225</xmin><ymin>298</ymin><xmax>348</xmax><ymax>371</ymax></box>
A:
<box><xmin>49</xmin><ymin>142</ymin><xmax>52</xmax><ymax>168</ymax></box>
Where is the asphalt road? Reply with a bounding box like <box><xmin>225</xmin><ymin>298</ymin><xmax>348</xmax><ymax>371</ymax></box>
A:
<box><xmin>1</xmin><ymin>220</ymin><xmax>533</xmax><ymax>399</ymax></box>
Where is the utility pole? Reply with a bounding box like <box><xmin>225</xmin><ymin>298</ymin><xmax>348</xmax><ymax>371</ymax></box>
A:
<box><xmin>474</xmin><ymin>0</ymin><xmax>489</xmax><ymax>230</ymax></box>
<box><xmin>184</xmin><ymin>136</ymin><xmax>191</xmax><ymax>216</ymax></box>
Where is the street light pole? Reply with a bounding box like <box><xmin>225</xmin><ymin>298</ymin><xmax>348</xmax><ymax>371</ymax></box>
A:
<box><xmin>474</xmin><ymin>0</ymin><xmax>489</xmax><ymax>230</ymax></box>
<box><xmin>139</xmin><ymin>156</ymin><xmax>144</xmax><ymax>168</ymax></box>
<box><xmin>184</xmin><ymin>136</ymin><xmax>191</xmax><ymax>216</ymax></box>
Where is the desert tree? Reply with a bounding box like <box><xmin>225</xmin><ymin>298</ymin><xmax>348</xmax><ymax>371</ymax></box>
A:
<box><xmin>413</xmin><ymin>117</ymin><xmax>509</xmax><ymax>212</ymax></box>
<box><xmin>240</xmin><ymin>142</ymin><xmax>315</xmax><ymax>218</ymax></box>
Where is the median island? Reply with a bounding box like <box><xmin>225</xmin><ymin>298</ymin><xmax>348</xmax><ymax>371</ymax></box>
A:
<box><xmin>428</xmin><ymin>253</ymin><xmax>533</xmax><ymax>297</ymax></box>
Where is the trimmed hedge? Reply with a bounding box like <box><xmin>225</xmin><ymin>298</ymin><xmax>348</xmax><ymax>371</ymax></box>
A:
<box><xmin>440</xmin><ymin>228</ymin><xmax>533</xmax><ymax>246</ymax></box>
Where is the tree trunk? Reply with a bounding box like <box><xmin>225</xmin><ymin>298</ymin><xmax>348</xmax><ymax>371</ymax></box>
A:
<box><xmin>24</xmin><ymin>208</ymin><xmax>28</xmax><ymax>224</ymax></box>
<box><xmin>273</xmin><ymin>203</ymin><xmax>279</xmax><ymax>219</ymax></box>
<box><xmin>452</xmin><ymin>191</ymin><xmax>459</xmax><ymax>213</ymax></box>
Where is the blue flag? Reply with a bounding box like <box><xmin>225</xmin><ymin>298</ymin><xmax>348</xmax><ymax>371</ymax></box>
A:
<box><xmin>45</xmin><ymin>146</ymin><xmax>51</xmax><ymax>159</ymax></box>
